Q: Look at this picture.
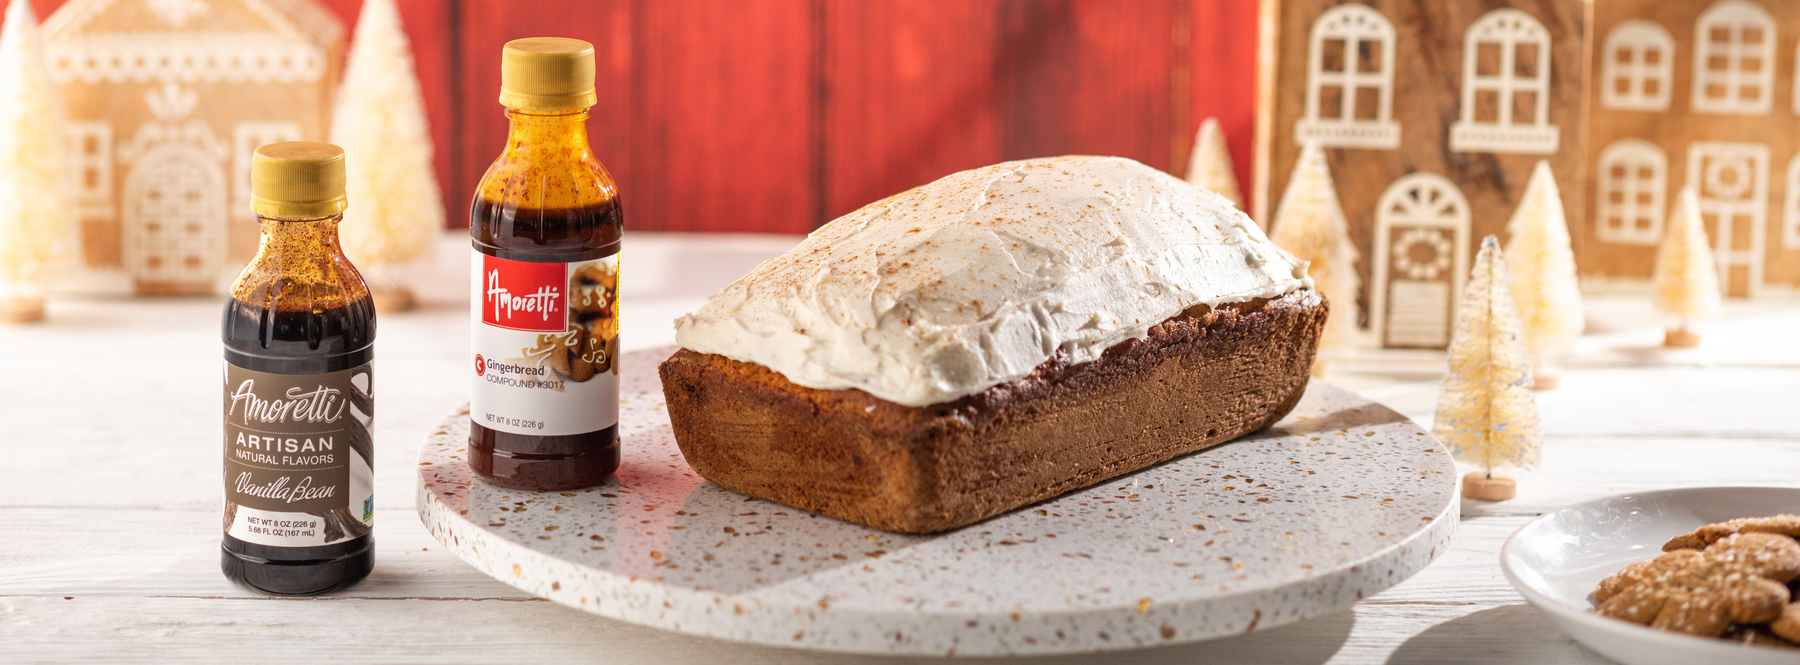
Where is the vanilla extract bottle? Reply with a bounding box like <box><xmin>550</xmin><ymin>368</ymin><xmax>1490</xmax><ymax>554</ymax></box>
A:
<box><xmin>222</xmin><ymin>142</ymin><xmax>375</xmax><ymax>595</ymax></box>
<box><xmin>469</xmin><ymin>38</ymin><xmax>622</xmax><ymax>491</ymax></box>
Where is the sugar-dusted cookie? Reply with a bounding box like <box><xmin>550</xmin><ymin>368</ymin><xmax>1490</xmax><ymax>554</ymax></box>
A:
<box><xmin>1722</xmin><ymin>622</ymin><xmax>1800</xmax><ymax>650</ymax></box>
<box><xmin>1772</xmin><ymin>602</ymin><xmax>1800</xmax><ymax>643</ymax></box>
<box><xmin>1665</xmin><ymin>515</ymin><xmax>1800</xmax><ymax>552</ymax></box>
<box><xmin>1598</xmin><ymin>533</ymin><xmax>1800</xmax><ymax>637</ymax></box>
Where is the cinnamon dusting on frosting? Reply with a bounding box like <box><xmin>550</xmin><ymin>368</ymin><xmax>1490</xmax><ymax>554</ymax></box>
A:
<box><xmin>673</xmin><ymin>155</ymin><xmax>1311</xmax><ymax>406</ymax></box>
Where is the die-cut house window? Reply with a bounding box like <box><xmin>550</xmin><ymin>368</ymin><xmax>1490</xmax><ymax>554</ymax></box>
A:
<box><xmin>1693</xmin><ymin>0</ymin><xmax>1776</xmax><ymax>115</ymax></box>
<box><xmin>1449</xmin><ymin>9</ymin><xmax>1559</xmax><ymax>154</ymax></box>
<box><xmin>1794</xmin><ymin>39</ymin><xmax>1800</xmax><ymax>114</ymax></box>
<box><xmin>1295</xmin><ymin>4</ymin><xmax>1400</xmax><ymax>150</ymax></box>
<box><xmin>1784</xmin><ymin>154</ymin><xmax>1800</xmax><ymax>249</ymax></box>
<box><xmin>1595</xmin><ymin>138</ymin><xmax>1667</xmax><ymax>245</ymax></box>
<box><xmin>1602</xmin><ymin>20</ymin><xmax>1675</xmax><ymax>111</ymax></box>
<box><xmin>64</xmin><ymin>121</ymin><xmax>113</xmax><ymax>219</ymax></box>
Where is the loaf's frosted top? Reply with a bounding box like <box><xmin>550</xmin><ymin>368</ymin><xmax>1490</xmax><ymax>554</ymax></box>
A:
<box><xmin>673</xmin><ymin>155</ymin><xmax>1312</xmax><ymax>407</ymax></box>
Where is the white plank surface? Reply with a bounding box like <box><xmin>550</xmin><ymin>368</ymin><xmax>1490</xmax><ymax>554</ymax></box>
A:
<box><xmin>2</xmin><ymin>230</ymin><xmax>1796</xmax><ymax>664</ymax></box>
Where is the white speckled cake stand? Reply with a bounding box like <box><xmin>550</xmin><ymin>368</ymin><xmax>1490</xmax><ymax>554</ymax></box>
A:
<box><xmin>417</xmin><ymin>348</ymin><xmax>1457</xmax><ymax>657</ymax></box>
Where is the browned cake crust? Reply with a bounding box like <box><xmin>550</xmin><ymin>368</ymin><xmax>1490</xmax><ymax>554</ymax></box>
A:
<box><xmin>658</xmin><ymin>288</ymin><xmax>1327</xmax><ymax>534</ymax></box>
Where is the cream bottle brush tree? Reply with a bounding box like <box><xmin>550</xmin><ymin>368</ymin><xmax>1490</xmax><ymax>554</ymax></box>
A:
<box><xmin>1435</xmin><ymin>236</ymin><xmax>1541</xmax><ymax>501</ymax></box>
<box><xmin>330</xmin><ymin>0</ymin><xmax>444</xmax><ymax>313</ymax></box>
<box><xmin>1651</xmin><ymin>187</ymin><xmax>1721</xmax><ymax>348</ymax></box>
<box><xmin>0</xmin><ymin>0</ymin><xmax>69</xmax><ymax>323</ymax></box>
<box><xmin>1503</xmin><ymin>161</ymin><xmax>1583</xmax><ymax>390</ymax></box>
<box><xmin>1270</xmin><ymin>141</ymin><xmax>1360</xmax><ymax>374</ymax></box>
<box><xmin>1185</xmin><ymin>117</ymin><xmax>1244</xmax><ymax>211</ymax></box>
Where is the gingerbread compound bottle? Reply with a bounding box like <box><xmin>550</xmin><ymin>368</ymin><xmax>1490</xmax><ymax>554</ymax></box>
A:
<box><xmin>221</xmin><ymin>142</ymin><xmax>376</xmax><ymax>595</ymax></box>
<box><xmin>469</xmin><ymin>38</ymin><xmax>622</xmax><ymax>491</ymax></box>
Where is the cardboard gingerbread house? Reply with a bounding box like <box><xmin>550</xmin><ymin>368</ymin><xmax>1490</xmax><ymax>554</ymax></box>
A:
<box><xmin>42</xmin><ymin>0</ymin><xmax>343</xmax><ymax>295</ymax></box>
<box><xmin>1258</xmin><ymin>0</ymin><xmax>1800</xmax><ymax>349</ymax></box>
<box><xmin>1255</xmin><ymin>0</ymin><xmax>1588</xmax><ymax>349</ymax></box>
<box><xmin>1580</xmin><ymin>0</ymin><xmax>1800</xmax><ymax>298</ymax></box>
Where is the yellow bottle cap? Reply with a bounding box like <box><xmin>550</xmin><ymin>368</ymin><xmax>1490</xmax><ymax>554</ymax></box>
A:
<box><xmin>251</xmin><ymin>142</ymin><xmax>348</xmax><ymax>219</ymax></box>
<box><xmin>499</xmin><ymin>37</ymin><xmax>598</xmax><ymax>112</ymax></box>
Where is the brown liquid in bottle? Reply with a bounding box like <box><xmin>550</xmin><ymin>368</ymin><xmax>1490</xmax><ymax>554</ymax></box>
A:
<box><xmin>468</xmin><ymin>105</ymin><xmax>622</xmax><ymax>491</ymax></box>
<box><xmin>222</xmin><ymin>213</ymin><xmax>376</xmax><ymax>595</ymax></box>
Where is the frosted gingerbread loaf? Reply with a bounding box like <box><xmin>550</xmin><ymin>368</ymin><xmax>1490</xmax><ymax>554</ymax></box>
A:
<box><xmin>660</xmin><ymin>155</ymin><xmax>1326</xmax><ymax>533</ymax></box>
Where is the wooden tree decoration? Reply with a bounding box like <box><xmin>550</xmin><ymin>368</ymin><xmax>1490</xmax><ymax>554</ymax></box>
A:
<box><xmin>330</xmin><ymin>0</ymin><xmax>443</xmax><ymax>313</ymax></box>
<box><xmin>1185</xmin><ymin>117</ymin><xmax>1244</xmax><ymax>211</ymax></box>
<box><xmin>0</xmin><ymin>0</ymin><xmax>68</xmax><ymax>323</ymax></box>
<box><xmin>1503</xmin><ymin>161</ymin><xmax>1583</xmax><ymax>390</ymax></box>
<box><xmin>1270</xmin><ymin>141</ymin><xmax>1360</xmax><ymax>373</ymax></box>
<box><xmin>1435</xmin><ymin>236</ymin><xmax>1541</xmax><ymax>501</ymax></box>
<box><xmin>1652</xmin><ymin>187</ymin><xmax>1721</xmax><ymax>348</ymax></box>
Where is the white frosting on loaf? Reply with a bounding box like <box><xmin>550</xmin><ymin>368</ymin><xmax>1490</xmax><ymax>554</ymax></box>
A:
<box><xmin>672</xmin><ymin>155</ymin><xmax>1312</xmax><ymax>407</ymax></box>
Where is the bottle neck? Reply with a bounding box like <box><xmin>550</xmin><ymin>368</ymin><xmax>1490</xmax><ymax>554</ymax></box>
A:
<box><xmin>252</xmin><ymin>215</ymin><xmax>346</xmax><ymax>267</ymax></box>
<box><xmin>504</xmin><ymin>108</ymin><xmax>592</xmax><ymax>154</ymax></box>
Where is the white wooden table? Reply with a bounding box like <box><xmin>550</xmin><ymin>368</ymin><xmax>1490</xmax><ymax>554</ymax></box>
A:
<box><xmin>4</xmin><ymin>231</ymin><xmax>1798</xmax><ymax>664</ymax></box>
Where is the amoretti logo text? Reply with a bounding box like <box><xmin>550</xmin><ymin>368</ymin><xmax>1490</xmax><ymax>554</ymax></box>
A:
<box><xmin>481</xmin><ymin>255</ymin><xmax>566</xmax><ymax>332</ymax></box>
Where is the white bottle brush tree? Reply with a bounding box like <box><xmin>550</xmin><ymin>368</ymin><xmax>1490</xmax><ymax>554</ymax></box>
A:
<box><xmin>1270</xmin><ymin>141</ymin><xmax>1360</xmax><ymax>374</ymax></box>
<box><xmin>0</xmin><ymin>0</ymin><xmax>70</xmax><ymax>323</ymax></box>
<box><xmin>1185</xmin><ymin>117</ymin><xmax>1244</xmax><ymax>211</ymax></box>
<box><xmin>330</xmin><ymin>0</ymin><xmax>444</xmax><ymax>312</ymax></box>
<box><xmin>1504</xmin><ymin>161</ymin><xmax>1583</xmax><ymax>389</ymax></box>
<box><xmin>1651</xmin><ymin>187</ymin><xmax>1721</xmax><ymax>348</ymax></box>
<box><xmin>1435</xmin><ymin>236</ymin><xmax>1541</xmax><ymax>501</ymax></box>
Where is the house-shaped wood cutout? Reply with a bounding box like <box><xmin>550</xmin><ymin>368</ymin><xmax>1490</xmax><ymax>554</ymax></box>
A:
<box><xmin>1580</xmin><ymin>0</ymin><xmax>1800</xmax><ymax>299</ymax></box>
<box><xmin>1256</xmin><ymin>0</ymin><xmax>1588</xmax><ymax>349</ymax></box>
<box><xmin>42</xmin><ymin>0</ymin><xmax>343</xmax><ymax>295</ymax></box>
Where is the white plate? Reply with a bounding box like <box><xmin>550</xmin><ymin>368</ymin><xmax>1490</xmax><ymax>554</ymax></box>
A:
<box><xmin>1500</xmin><ymin>486</ymin><xmax>1800</xmax><ymax>665</ymax></box>
<box><xmin>418</xmin><ymin>348</ymin><xmax>1459</xmax><ymax>656</ymax></box>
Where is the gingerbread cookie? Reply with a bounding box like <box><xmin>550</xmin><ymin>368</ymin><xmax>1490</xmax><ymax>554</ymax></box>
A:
<box><xmin>1597</xmin><ymin>533</ymin><xmax>1800</xmax><ymax>637</ymax></box>
<box><xmin>1772</xmin><ymin>602</ymin><xmax>1800</xmax><ymax>643</ymax></box>
<box><xmin>567</xmin><ymin>261</ymin><xmax>618</xmax><ymax>378</ymax></box>
<box><xmin>518</xmin><ymin>261</ymin><xmax>619</xmax><ymax>384</ymax></box>
<box><xmin>523</xmin><ymin>329</ymin><xmax>579</xmax><ymax>379</ymax></box>
<box><xmin>1665</xmin><ymin>515</ymin><xmax>1800</xmax><ymax>552</ymax></box>
<box><xmin>1722</xmin><ymin>623</ymin><xmax>1800</xmax><ymax>650</ymax></box>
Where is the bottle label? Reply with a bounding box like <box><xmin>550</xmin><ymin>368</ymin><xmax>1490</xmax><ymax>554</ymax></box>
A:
<box><xmin>471</xmin><ymin>251</ymin><xmax>620</xmax><ymax>436</ymax></box>
<box><xmin>222</xmin><ymin>362</ymin><xmax>375</xmax><ymax>548</ymax></box>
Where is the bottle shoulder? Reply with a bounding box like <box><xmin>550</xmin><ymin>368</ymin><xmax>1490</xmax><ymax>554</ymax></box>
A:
<box><xmin>471</xmin><ymin>150</ymin><xmax>623</xmax><ymax>261</ymax></box>
<box><xmin>229</xmin><ymin>251</ymin><xmax>371</xmax><ymax>310</ymax></box>
<box><xmin>224</xmin><ymin>256</ymin><xmax>376</xmax><ymax>370</ymax></box>
<box><xmin>476</xmin><ymin>148</ymin><xmax>619</xmax><ymax>212</ymax></box>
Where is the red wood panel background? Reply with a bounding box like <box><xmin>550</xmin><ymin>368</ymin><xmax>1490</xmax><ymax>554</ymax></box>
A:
<box><xmin>822</xmin><ymin>1</ymin><xmax>1003</xmax><ymax>223</ymax></box>
<box><xmin>25</xmin><ymin>0</ymin><xmax>1260</xmax><ymax>234</ymax></box>
<box><xmin>450</xmin><ymin>0</ymin><xmax>636</xmax><ymax>229</ymax></box>
<box><xmin>1189</xmin><ymin>0</ymin><xmax>1258</xmax><ymax>205</ymax></box>
<box><xmin>635</xmin><ymin>0</ymin><xmax>817</xmax><ymax>233</ymax></box>
<box><xmin>997</xmin><ymin>1</ymin><xmax>1176</xmax><ymax>170</ymax></box>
